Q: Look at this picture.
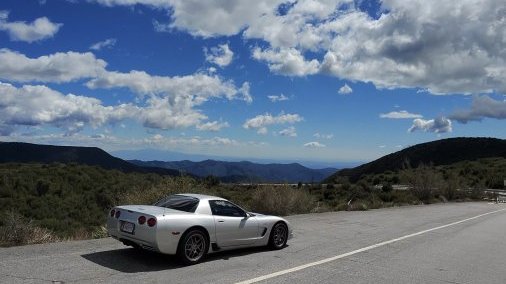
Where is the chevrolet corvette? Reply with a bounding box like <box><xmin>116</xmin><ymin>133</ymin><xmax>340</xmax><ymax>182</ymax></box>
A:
<box><xmin>107</xmin><ymin>193</ymin><xmax>293</xmax><ymax>264</ymax></box>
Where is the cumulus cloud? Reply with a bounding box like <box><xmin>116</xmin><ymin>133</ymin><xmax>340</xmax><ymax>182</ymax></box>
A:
<box><xmin>204</xmin><ymin>44</ymin><xmax>234</xmax><ymax>67</ymax></box>
<box><xmin>408</xmin><ymin>117</ymin><xmax>452</xmax><ymax>133</ymax></box>
<box><xmin>0</xmin><ymin>11</ymin><xmax>62</xmax><ymax>42</ymax></box>
<box><xmin>338</xmin><ymin>84</ymin><xmax>352</xmax><ymax>95</ymax></box>
<box><xmin>449</xmin><ymin>96</ymin><xmax>506</xmax><ymax>123</ymax></box>
<box><xmin>0</xmin><ymin>49</ymin><xmax>252</xmax><ymax>132</ymax></box>
<box><xmin>95</xmin><ymin>0</ymin><xmax>286</xmax><ymax>37</ymax></box>
<box><xmin>90</xmin><ymin>38</ymin><xmax>117</xmax><ymax>50</ymax></box>
<box><xmin>380</xmin><ymin>110</ymin><xmax>423</xmax><ymax>119</ymax></box>
<box><xmin>0</xmin><ymin>81</ymin><xmax>241</xmax><ymax>134</ymax></box>
<box><xmin>278</xmin><ymin>126</ymin><xmax>297</xmax><ymax>137</ymax></box>
<box><xmin>96</xmin><ymin>0</ymin><xmax>506</xmax><ymax>94</ymax></box>
<box><xmin>0</xmin><ymin>49</ymin><xmax>107</xmax><ymax>83</ymax></box>
<box><xmin>252</xmin><ymin>47</ymin><xmax>320</xmax><ymax>76</ymax></box>
<box><xmin>303</xmin><ymin>141</ymin><xmax>326</xmax><ymax>148</ymax></box>
<box><xmin>267</xmin><ymin>94</ymin><xmax>289</xmax><ymax>102</ymax></box>
<box><xmin>313</xmin><ymin>132</ymin><xmax>333</xmax><ymax>139</ymax></box>
<box><xmin>243</xmin><ymin>112</ymin><xmax>303</xmax><ymax>134</ymax></box>
<box><xmin>0</xmin><ymin>82</ymin><xmax>135</xmax><ymax>135</ymax></box>
<box><xmin>196</xmin><ymin>120</ymin><xmax>230</xmax><ymax>132</ymax></box>
<box><xmin>87</xmin><ymin>70</ymin><xmax>252</xmax><ymax>103</ymax></box>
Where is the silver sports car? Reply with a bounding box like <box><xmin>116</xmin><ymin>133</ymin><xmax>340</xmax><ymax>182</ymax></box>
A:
<box><xmin>107</xmin><ymin>193</ymin><xmax>293</xmax><ymax>264</ymax></box>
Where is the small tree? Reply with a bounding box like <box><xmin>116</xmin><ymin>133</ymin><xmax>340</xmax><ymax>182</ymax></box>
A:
<box><xmin>402</xmin><ymin>164</ymin><xmax>442</xmax><ymax>202</ymax></box>
<box><xmin>441</xmin><ymin>170</ymin><xmax>460</xmax><ymax>200</ymax></box>
<box><xmin>203</xmin><ymin>175</ymin><xmax>220</xmax><ymax>188</ymax></box>
<box><xmin>381</xmin><ymin>183</ymin><xmax>393</xmax><ymax>193</ymax></box>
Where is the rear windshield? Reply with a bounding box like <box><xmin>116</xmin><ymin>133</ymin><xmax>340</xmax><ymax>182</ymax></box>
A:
<box><xmin>153</xmin><ymin>195</ymin><xmax>199</xmax><ymax>213</ymax></box>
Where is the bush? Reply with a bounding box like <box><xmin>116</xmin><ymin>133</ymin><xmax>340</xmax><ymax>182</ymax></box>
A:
<box><xmin>381</xmin><ymin>183</ymin><xmax>393</xmax><ymax>192</ymax></box>
<box><xmin>249</xmin><ymin>186</ymin><xmax>315</xmax><ymax>216</ymax></box>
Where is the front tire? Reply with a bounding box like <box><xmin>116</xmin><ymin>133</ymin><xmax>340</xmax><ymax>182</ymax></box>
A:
<box><xmin>177</xmin><ymin>229</ymin><xmax>208</xmax><ymax>265</ymax></box>
<box><xmin>269</xmin><ymin>222</ymin><xmax>288</xmax><ymax>250</ymax></box>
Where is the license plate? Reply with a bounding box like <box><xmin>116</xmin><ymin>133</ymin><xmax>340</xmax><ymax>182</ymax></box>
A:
<box><xmin>120</xmin><ymin>221</ymin><xmax>135</xmax><ymax>234</ymax></box>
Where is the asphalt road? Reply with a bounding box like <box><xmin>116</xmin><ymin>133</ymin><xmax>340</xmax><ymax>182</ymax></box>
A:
<box><xmin>1</xmin><ymin>202</ymin><xmax>505</xmax><ymax>284</ymax></box>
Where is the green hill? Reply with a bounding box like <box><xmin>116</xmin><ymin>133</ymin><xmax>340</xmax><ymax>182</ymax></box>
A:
<box><xmin>325</xmin><ymin>137</ymin><xmax>506</xmax><ymax>183</ymax></box>
<box><xmin>0</xmin><ymin>142</ymin><xmax>179</xmax><ymax>176</ymax></box>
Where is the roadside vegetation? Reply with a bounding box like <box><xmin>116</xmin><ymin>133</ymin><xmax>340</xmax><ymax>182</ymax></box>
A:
<box><xmin>0</xmin><ymin>158</ymin><xmax>504</xmax><ymax>247</ymax></box>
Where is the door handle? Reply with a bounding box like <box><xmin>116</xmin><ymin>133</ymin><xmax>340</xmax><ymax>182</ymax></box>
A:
<box><xmin>218</xmin><ymin>220</ymin><xmax>225</xmax><ymax>223</ymax></box>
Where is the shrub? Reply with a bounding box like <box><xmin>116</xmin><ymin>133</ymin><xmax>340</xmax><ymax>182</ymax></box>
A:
<box><xmin>249</xmin><ymin>186</ymin><xmax>315</xmax><ymax>216</ymax></box>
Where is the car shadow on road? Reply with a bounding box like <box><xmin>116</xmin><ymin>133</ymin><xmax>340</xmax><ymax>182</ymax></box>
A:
<box><xmin>81</xmin><ymin>245</ymin><xmax>281</xmax><ymax>273</ymax></box>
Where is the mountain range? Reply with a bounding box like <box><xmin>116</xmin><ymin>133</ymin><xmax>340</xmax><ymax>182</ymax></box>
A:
<box><xmin>130</xmin><ymin>160</ymin><xmax>337</xmax><ymax>183</ymax></box>
<box><xmin>0</xmin><ymin>142</ymin><xmax>336</xmax><ymax>182</ymax></box>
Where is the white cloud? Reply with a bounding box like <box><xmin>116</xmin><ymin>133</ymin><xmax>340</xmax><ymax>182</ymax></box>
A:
<box><xmin>0</xmin><ymin>49</ymin><xmax>252</xmax><ymax>132</ymax></box>
<box><xmin>313</xmin><ymin>132</ymin><xmax>333</xmax><ymax>139</ymax></box>
<box><xmin>408</xmin><ymin>117</ymin><xmax>452</xmax><ymax>133</ymax></box>
<box><xmin>0</xmin><ymin>82</ymin><xmax>240</xmax><ymax>134</ymax></box>
<box><xmin>450</xmin><ymin>96</ymin><xmax>506</xmax><ymax>123</ymax></box>
<box><xmin>243</xmin><ymin>112</ymin><xmax>303</xmax><ymax>134</ymax></box>
<box><xmin>86</xmin><ymin>70</ymin><xmax>252</xmax><ymax>103</ymax></box>
<box><xmin>0</xmin><ymin>49</ymin><xmax>107</xmax><ymax>83</ymax></box>
<box><xmin>380</xmin><ymin>110</ymin><xmax>423</xmax><ymax>119</ymax></box>
<box><xmin>95</xmin><ymin>0</ymin><xmax>506</xmax><ymax>94</ymax></box>
<box><xmin>90</xmin><ymin>38</ymin><xmax>117</xmax><ymax>50</ymax></box>
<box><xmin>95</xmin><ymin>0</ymin><xmax>286</xmax><ymax>37</ymax></box>
<box><xmin>303</xmin><ymin>141</ymin><xmax>326</xmax><ymax>148</ymax></box>
<box><xmin>137</xmin><ymin>96</ymin><xmax>207</xmax><ymax>130</ymax></box>
<box><xmin>204</xmin><ymin>43</ymin><xmax>234</xmax><ymax>67</ymax></box>
<box><xmin>256</xmin><ymin>127</ymin><xmax>268</xmax><ymax>135</ymax></box>
<box><xmin>0</xmin><ymin>11</ymin><xmax>62</xmax><ymax>43</ymax></box>
<box><xmin>152</xmin><ymin>19</ymin><xmax>171</xmax><ymax>32</ymax></box>
<box><xmin>338</xmin><ymin>83</ymin><xmax>352</xmax><ymax>95</ymax></box>
<box><xmin>267</xmin><ymin>94</ymin><xmax>289</xmax><ymax>102</ymax></box>
<box><xmin>278</xmin><ymin>126</ymin><xmax>297</xmax><ymax>137</ymax></box>
<box><xmin>196</xmin><ymin>120</ymin><xmax>230</xmax><ymax>132</ymax></box>
<box><xmin>0</xmin><ymin>82</ymin><xmax>135</xmax><ymax>135</ymax></box>
<box><xmin>252</xmin><ymin>47</ymin><xmax>320</xmax><ymax>76</ymax></box>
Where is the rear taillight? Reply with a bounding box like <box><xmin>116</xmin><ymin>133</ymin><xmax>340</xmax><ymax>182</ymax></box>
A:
<box><xmin>138</xmin><ymin>216</ymin><xmax>146</xmax><ymax>225</ymax></box>
<box><xmin>115</xmin><ymin>210</ymin><xmax>121</xmax><ymax>219</ymax></box>
<box><xmin>147</xmin><ymin>217</ymin><xmax>156</xmax><ymax>227</ymax></box>
<box><xmin>110</xmin><ymin>209</ymin><xmax>115</xmax><ymax>217</ymax></box>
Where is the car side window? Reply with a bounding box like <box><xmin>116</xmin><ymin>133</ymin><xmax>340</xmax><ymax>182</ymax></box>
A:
<box><xmin>209</xmin><ymin>200</ymin><xmax>245</xmax><ymax>217</ymax></box>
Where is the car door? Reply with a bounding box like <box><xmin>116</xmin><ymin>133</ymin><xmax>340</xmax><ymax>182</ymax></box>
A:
<box><xmin>209</xmin><ymin>200</ymin><xmax>259</xmax><ymax>247</ymax></box>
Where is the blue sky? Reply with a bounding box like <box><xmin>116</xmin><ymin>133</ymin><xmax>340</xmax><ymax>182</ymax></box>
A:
<box><xmin>0</xmin><ymin>0</ymin><xmax>504</xmax><ymax>166</ymax></box>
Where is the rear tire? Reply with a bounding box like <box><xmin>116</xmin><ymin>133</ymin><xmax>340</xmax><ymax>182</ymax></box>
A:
<box><xmin>268</xmin><ymin>222</ymin><xmax>288</xmax><ymax>250</ymax></box>
<box><xmin>177</xmin><ymin>229</ymin><xmax>208</xmax><ymax>265</ymax></box>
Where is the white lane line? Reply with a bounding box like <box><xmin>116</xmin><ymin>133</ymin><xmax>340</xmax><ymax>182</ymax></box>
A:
<box><xmin>236</xmin><ymin>207</ymin><xmax>506</xmax><ymax>284</ymax></box>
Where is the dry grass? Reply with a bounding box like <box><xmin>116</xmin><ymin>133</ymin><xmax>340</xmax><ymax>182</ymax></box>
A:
<box><xmin>248</xmin><ymin>185</ymin><xmax>315</xmax><ymax>216</ymax></box>
<box><xmin>0</xmin><ymin>211</ymin><xmax>60</xmax><ymax>247</ymax></box>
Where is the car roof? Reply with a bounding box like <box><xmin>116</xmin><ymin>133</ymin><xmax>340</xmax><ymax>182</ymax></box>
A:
<box><xmin>177</xmin><ymin>193</ymin><xmax>226</xmax><ymax>201</ymax></box>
